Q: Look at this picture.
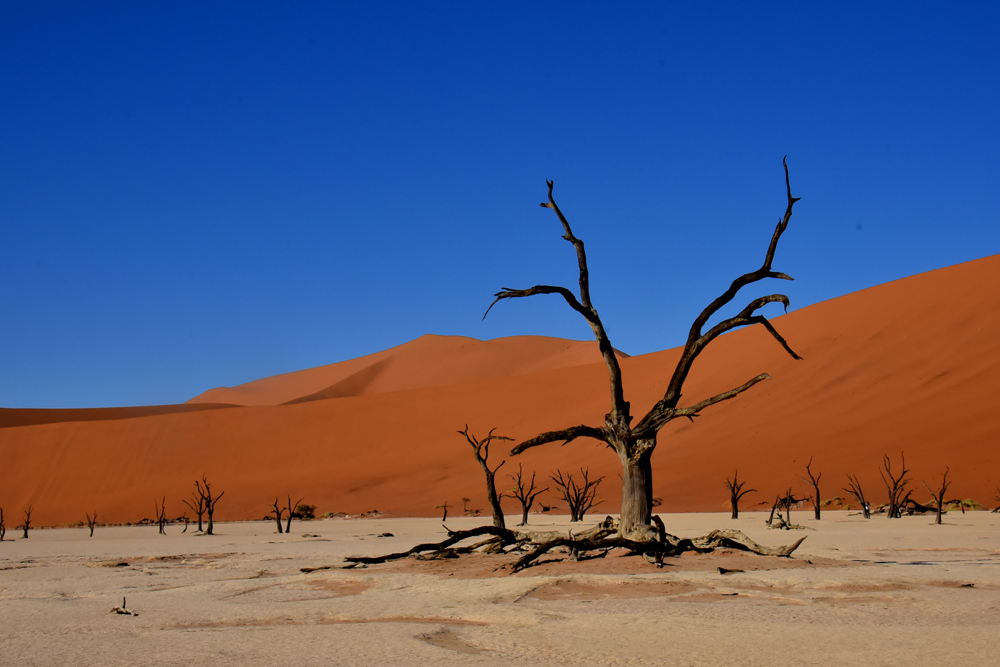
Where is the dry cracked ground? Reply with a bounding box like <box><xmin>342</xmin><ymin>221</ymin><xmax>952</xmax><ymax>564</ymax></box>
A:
<box><xmin>2</xmin><ymin>512</ymin><xmax>999</xmax><ymax>666</ymax></box>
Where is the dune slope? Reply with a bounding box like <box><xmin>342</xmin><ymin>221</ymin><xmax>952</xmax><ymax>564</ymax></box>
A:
<box><xmin>1</xmin><ymin>255</ymin><xmax>998</xmax><ymax>526</ymax></box>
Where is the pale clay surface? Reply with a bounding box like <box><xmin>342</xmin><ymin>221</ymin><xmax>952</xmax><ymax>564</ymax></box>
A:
<box><xmin>2</xmin><ymin>511</ymin><xmax>999</xmax><ymax>666</ymax></box>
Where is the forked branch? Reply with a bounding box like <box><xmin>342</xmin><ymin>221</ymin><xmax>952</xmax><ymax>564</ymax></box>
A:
<box><xmin>484</xmin><ymin>180</ymin><xmax>629</xmax><ymax>429</ymax></box>
<box><xmin>642</xmin><ymin>158</ymin><xmax>801</xmax><ymax>431</ymax></box>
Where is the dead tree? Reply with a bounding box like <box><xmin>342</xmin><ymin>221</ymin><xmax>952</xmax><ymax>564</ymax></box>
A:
<box><xmin>880</xmin><ymin>453</ymin><xmax>911</xmax><ymax>519</ymax></box>
<box><xmin>459</xmin><ymin>425</ymin><xmax>511</xmax><ymax>529</ymax></box>
<box><xmin>193</xmin><ymin>476</ymin><xmax>224</xmax><ymax>535</ymax></box>
<box><xmin>183</xmin><ymin>485</ymin><xmax>206</xmax><ymax>532</ymax></box>
<box><xmin>551</xmin><ymin>468</ymin><xmax>604</xmax><ymax>522</ymax></box>
<box><xmin>766</xmin><ymin>489</ymin><xmax>803</xmax><ymax>529</ymax></box>
<box><xmin>485</xmin><ymin>160</ymin><xmax>801</xmax><ymax>539</ymax></box>
<box><xmin>508</xmin><ymin>463</ymin><xmax>549</xmax><ymax>526</ymax></box>
<box><xmin>269</xmin><ymin>498</ymin><xmax>285</xmax><ymax>533</ymax></box>
<box><xmin>284</xmin><ymin>494</ymin><xmax>305</xmax><ymax>534</ymax></box>
<box><xmin>724</xmin><ymin>469</ymin><xmax>756</xmax><ymax>519</ymax></box>
<box><xmin>922</xmin><ymin>468</ymin><xmax>952</xmax><ymax>525</ymax></box>
<box><xmin>0</xmin><ymin>507</ymin><xmax>5</xmax><ymax>541</ymax></box>
<box><xmin>436</xmin><ymin>502</ymin><xmax>450</xmax><ymax>521</ymax></box>
<box><xmin>994</xmin><ymin>488</ymin><xmax>1000</xmax><ymax>513</ymax></box>
<box><xmin>20</xmin><ymin>506</ymin><xmax>34</xmax><ymax>539</ymax></box>
<box><xmin>798</xmin><ymin>457</ymin><xmax>823</xmax><ymax>520</ymax></box>
<box><xmin>86</xmin><ymin>512</ymin><xmax>98</xmax><ymax>537</ymax></box>
<box><xmin>154</xmin><ymin>497</ymin><xmax>168</xmax><ymax>534</ymax></box>
<box><xmin>844</xmin><ymin>474</ymin><xmax>871</xmax><ymax>518</ymax></box>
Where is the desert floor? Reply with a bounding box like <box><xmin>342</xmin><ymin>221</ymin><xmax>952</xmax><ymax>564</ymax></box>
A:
<box><xmin>2</xmin><ymin>511</ymin><xmax>999</xmax><ymax>666</ymax></box>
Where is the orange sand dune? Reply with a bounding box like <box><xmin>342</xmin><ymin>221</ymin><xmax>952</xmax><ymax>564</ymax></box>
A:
<box><xmin>187</xmin><ymin>335</ymin><xmax>628</xmax><ymax>406</ymax></box>
<box><xmin>1</xmin><ymin>255</ymin><xmax>999</xmax><ymax>527</ymax></box>
<box><xmin>0</xmin><ymin>403</ymin><xmax>237</xmax><ymax>429</ymax></box>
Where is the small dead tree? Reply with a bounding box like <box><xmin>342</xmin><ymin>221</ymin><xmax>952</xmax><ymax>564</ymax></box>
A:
<box><xmin>193</xmin><ymin>476</ymin><xmax>224</xmax><ymax>535</ymax></box>
<box><xmin>798</xmin><ymin>456</ymin><xmax>823</xmax><ymax>520</ymax></box>
<box><xmin>844</xmin><ymin>474</ymin><xmax>871</xmax><ymax>519</ymax></box>
<box><xmin>766</xmin><ymin>488</ymin><xmax>803</xmax><ymax>529</ymax></box>
<box><xmin>922</xmin><ymin>468</ymin><xmax>952</xmax><ymax>526</ymax></box>
<box><xmin>284</xmin><ymin>494</ymin><xmax>305</xmax><ymax>534</ymax></box>
<box><xmin>880</xmin><ymin>453</ymin><xmax>911</xmax><ymax>519</ymax></box>
<box><xmin>724</xmin><ymin>469</ymin><xmax>756</xmax><ymax>519</ymax></box>
<box><xmin>270</xmin><ymin>498</ymin><xmax>285</xmax><ymax>533</ymax></box>
<box><xmin>154</xmin><ymin>497</ymin><xmax>168</xmax><ymax>534</ymax></box>
<box><xmin>994</xmin><ymin>488</ymin><xmax>1000</xmax><ymax>513</ymax></box>
<box><xmin>459</xmin><ymin>425</ymin><xmax>511</xmax><ymax>529</ymax></box>
<box><xmin>508</xmin><ymin>463</ymin><xmax>549</xmax><ymax>526</ymax></box>
<box><xmin>183</xmin><ymin>485</ymin><xmax>207</xmax><ymax>532</ymax></box>
<box><xmin>435</xmin><ymin>502</ymin><xmax>450</xmax><ymax>521</ymax></box>
<box><xmin>485</xmin><ymin>161</ymin><xmax>802</xmax><ymax>539</ymax></box>
<box><xmin>21</xmin><ymin>506</ymin><xmax>33</xmax><ymax>539</ymax></box>
<box><xmin>551</xmin><ymin>468</ymin><xmax>604</xmax><ymax>522</ymax></box>
<box><xmin>0</xmin><ymin>507</ymin><xmax>5</xmax><ymax>541</ymax></box>
<box><xmin>86</xmin><ymin>512</ymin><xmax>98</xmax><ymax>537</ymax></box>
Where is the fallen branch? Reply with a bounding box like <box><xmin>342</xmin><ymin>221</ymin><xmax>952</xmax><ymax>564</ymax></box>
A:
<box><xmin>343</xmin><ymin>525</ymin><xmax>523</xmax><ymax>564</ymax></box>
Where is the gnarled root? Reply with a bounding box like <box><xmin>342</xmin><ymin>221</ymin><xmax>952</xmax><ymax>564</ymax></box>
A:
<box><xmin>335</xmin><ymin>517</ymin><xmax>806</xmax><ymax>572</ymax></box>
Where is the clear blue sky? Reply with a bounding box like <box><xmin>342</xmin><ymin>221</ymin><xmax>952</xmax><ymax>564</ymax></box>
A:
<box><xmin>2</xmin><ymin>2</ymin><xmax>998</xmax><ymax>408</ymax></box>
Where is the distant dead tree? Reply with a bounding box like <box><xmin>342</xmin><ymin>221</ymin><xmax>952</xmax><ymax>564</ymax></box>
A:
<box><xmin>922</xmin><ymin>468</ymin><xmax>952</xmax><ymax>526</ymax></box>
<box><xmin>435</xmin><ymin>502</ymin><xmax>450</xmax><ymax>521</ymax></box>
<box><xmin>766</xmin><ymin>488</ymin><xmax>802</xmax><ymax>529</ymax></box>
<box><xmin>284</xmin><ymin>494</ymin><xmax>306</xmax><ymax>534</ymax></box>
<box><xmin>484</xmin><ymin>161</ymin><xmax>801</xmax><ymax>539</ymax></box>
<box><xmin>994</xmin><ymin>488</ymin><xmax>1000</xmax><ymax>513</ymax></box>
<box><xmin>0</xmin><ymin>507</ymin><xmax>5</xmax><ymax>541</ymax></box>
<box><xmin>798</xmin><ymin>457</ymin><xmax>822</xmax><ymax>520</ymax></box>
<box><xmin>183</xmin><ymin>484</ymin><xmax>207</xmax><ymax>532</ymax></box>
<box><xmin>551</xmin><ymin>468</ymin><xmax>604</xmax><ymax>522</ymax></box>
<box><xmin>724</xmin><ymin>469</ymin><xmax>756</xmax><ymax>519</ymax></box>
<box><xmin>880</xmin><ymin>453</ymin><xmax>912</xmax><ymax>519</ymax></box>
<box><xmin>21</xmin><ymin>506</ymin><xmax>33</xmax><ymax>539</ymax></box>
<box><xmin>86</xmin><ymin>512</ymin><xmax>98</xmax><ymax>537</ymax></box>
<box><xmin>193</xmin><ymin>476</ymin><xmax>224</xmax><ymax>535</ymax></box>
<box><xmin>459</xmin><ymin>425</ymin><xmax>511</xmax><ymax>529</ymax></box>
<box><xmin>508</xmin><ymin>463</ymin><xmax>549</xmax><ymax>526</ymax></box>
<box><xmin>154</xmin><ymin>497</ymin><xmax>168</xmax><ymax>535</ymax></box>
<box><xmin>844</xmin><ymin>473</ymin><xmax>871</xmax><ymax>519</ymax></box>
<box><xmin>269</xmin><ymin>498</ymin><xmax>286</xmax><ymax>533</ymax></box>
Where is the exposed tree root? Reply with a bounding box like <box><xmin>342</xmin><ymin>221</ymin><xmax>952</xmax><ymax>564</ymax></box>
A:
<box><xmin>333</xmin><ymin>518</ymin><xmax>806</xmax><ymax>573</ymax></box>
<box><xmin>343</xmin><ymin>525</ymin><xmax>524</xmax><ymax>565</ymax></box>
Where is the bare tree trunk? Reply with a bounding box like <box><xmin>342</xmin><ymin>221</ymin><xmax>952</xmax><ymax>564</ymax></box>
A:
<box><xmin>483</xmin><ymin>470</ymin><xmax>505</xmax><ymax>529</ymax></box>
<box><xmin>620</xmin><ymin>455</ymin><xmax>652</xmax><ymax>534</ymax></box>
<box><xmin>285</xmin><ymin>495</ymin><xmax>305</xmax><ymax>534</ymax></box>
<box><xmin>459</xmin><ymin>426</ymin><xmax>510</xmax><ymax>529</ymax></box>
<box><xmin>271</xmin><ymin>498</ymin><xmax>284</xmax><ymax>533</ymax></box>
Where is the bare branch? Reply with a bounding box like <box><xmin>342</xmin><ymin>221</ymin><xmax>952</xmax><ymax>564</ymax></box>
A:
<box><xmin>486</xmin><ymin>181</ymin><xmax>629</xmax><ymax>428</ymax></box>
<box><xmin>634</xmin><ymin>373</ymin><xmax>770</xmax><ymax>439</ymax></box>
<box><xmin>646</xmin><ymin>158</ymin><xmax>801</xmax><ymax>428</ymax></box>
<box><xmin>483</xmin><ymin>284</ymin><xmax>593</xmax><ymax>322</ymax></box>
<box><xmin>510</xmin><ymin>424</ymin><xmax>607</xmax><ymax>456</ymax></box>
